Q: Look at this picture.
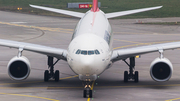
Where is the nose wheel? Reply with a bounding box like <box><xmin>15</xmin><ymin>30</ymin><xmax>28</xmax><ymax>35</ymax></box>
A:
<box><xmin>123</xmin><ymin>57</ymin><xmax>139</xmax><ymax>83</ymax></box>
<box><xmin>83</xmin><ymin>89</ymin><xmax>92</xmax><ymax>98</ymax></box>
<box><xmin>44</xmin><ymin>56</ymin><xmax>60</xmax><ymax>82</ymax></box>
<box><xmin>83</xmin><ymin>82</ymin><xmax>93</xmax><ymax>98</ymax></box>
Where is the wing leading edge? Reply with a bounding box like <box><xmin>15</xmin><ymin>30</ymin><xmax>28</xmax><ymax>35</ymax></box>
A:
<box><xmin>30</xmin><ymin>4</ymin><xmax>85</xmax><ymax>18</ymax></box>
<box><xmin>111</xmin><ymin>42</ymin><xmax>180</xmax><ymax>62</ymax></box>
<box><xmin>0</xmin><ymin>39</ymin><xmax>67</xmax><ymax>61</ymax></box>
<box><xmin>105</xmin><ymin>6</ymin><xmax>162</xmax><ymax>19</ymax></box>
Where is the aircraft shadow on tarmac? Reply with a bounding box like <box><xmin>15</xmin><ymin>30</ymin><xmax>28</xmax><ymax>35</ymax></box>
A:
<box><xmin>1</xmin><ymin>77</ymin><xmax>180</xmax><ymax>90</ymax></box>
<box><xmin>93</xmin><ymin>78</ymin><xmax>180</xmax><ymax>90</ymax></box>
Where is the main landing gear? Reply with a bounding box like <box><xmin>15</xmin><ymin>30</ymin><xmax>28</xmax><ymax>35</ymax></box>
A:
<box><xmin>123</xmin><ymin>57</ymin><xmax>139</xmax><ymax>83</ymax></box>
<box><xmin>83</xmin><ymin>81</ymin><xmax>93</xmax><ymax>98</ymax></box>
<box><xmin>44</xmin><ymin>56</ymin><xmax>60</xmax><ymax>82</ymax></box>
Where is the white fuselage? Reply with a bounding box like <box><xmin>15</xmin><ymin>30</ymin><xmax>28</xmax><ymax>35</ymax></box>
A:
<box><xmin>67</xmin><ymin>10</ymin><xmax>113</xmax><ymax>81</ymax></box>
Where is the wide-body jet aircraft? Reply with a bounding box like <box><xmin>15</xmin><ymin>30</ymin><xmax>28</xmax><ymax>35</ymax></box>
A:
<box><xmin>0</xmin><ymin>0</ymin><xmax>178</xmax><ymax>98</ymax></box>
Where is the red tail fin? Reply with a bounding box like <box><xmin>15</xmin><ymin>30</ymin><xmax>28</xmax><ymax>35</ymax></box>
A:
<box><xmin>91</xmin><ymin>0</ymin><xmax>99</xmax><ymax>12</ymax></box>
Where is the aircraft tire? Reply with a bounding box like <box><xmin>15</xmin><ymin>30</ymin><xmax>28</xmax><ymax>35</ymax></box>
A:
<box><xmin>134</xmin><ymin>71</ymin><xmax>139</xmax><ymax>83</ymax></box>
<box><xmin>44</xmin><ymin>70</ymin><xmax>49</xmax><ymax>82</ymax></box>
<box><xmin>55</xmin><ymin>70</ymin><xmax>59</xmax><ymax>82</ymax></box>
<box><xmin>89</xmin><ymin>90</ymin><xmax>92</xmax><ymax>98</ymax></box>
<box><xmin>124</xmin><ymin>71</ymin><xmax>128</xmax><ymax>82</ymax></box>
<box><xmin>83</xmin><ymin>90</ymin><xmax>87</xmax><ymax>98</ymax></box>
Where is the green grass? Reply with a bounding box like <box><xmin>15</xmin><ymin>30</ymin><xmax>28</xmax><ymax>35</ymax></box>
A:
<box><xmin>0</xmin><ymin>0</ymin><xmax>180</xmax><ymax>18</ymax></box>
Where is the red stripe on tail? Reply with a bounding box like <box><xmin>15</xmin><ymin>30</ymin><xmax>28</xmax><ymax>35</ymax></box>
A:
<box><xmin>91</xmin><ymin>0</ymin><xmax>99</xmax><ymax>12</ymax></box>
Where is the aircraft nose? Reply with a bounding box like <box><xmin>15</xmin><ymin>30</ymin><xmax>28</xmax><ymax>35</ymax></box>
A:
<box><xmin>80</xmin><ymin>56</ymin><xmax>94</xmax><ymax>74</ymax></box>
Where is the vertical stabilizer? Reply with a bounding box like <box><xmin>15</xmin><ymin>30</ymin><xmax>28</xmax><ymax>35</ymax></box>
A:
<box><xmin>91</xmin><ymin>0</ymin><xmax>99</xmax><ymax>12</ymax></box>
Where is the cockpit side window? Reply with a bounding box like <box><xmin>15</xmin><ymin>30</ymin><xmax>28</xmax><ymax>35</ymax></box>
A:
<box><xmin>76</xmin><ymin>49</ymin><xmax>81</xmax><ymax>54</ymax></box>
<box><xmin>81</xmin><ymin>50</ymin><xmax>87</xmax><ymax>55</ymax></box>
<box><xmin>95</xmin><ymin>50</ymin><xmax>100</xmax><ymax>54</ymax></box>
<box><xmin>88</xmin><ymin>51</ymin><xmax>94</xmax><ymax>55</ymax></box>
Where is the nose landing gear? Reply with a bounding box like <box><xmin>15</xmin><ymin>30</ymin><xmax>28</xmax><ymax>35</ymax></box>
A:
<box><xmin>83</xmin><ymin>81</ymin><xmax>93</xmax><ymax>98</ymax></box>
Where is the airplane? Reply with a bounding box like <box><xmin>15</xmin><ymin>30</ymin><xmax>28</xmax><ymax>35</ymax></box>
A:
<box><xmin>0</xmin><ymin>0</ymin><xmax>178</xmax><ymax>98</ymax></box>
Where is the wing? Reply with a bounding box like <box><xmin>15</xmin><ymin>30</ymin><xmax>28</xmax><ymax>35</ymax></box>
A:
<box><xmin>30</xmin><ymin>4</ymin><xmax>85</xmax><ymax>18</ymax></box>
<box><xmin>0</xmin><ymin>39</ymin><xmax>67</xmax><ymax>61</ymax></box>
<box><xmin>105</xmin><ymin>6</ymin><xmax>162</xmax><ymax>19</ymax></box>
<box><xmin>111</xmin><ymin>42</ymin><xmax>180</xmax><ymax>62</ymax></box>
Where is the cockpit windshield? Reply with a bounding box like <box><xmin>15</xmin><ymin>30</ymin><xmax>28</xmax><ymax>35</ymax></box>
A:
<box><xmin>88</xmin><ymin>51</ymin><xmax>94</xmax><ymax>55</ymax></box>
<box><xmin>81</xmin><ymin>51</ymin><xmax>87</xmax><ymax>55</ymax></box>
<box><xmin>76</xmin><ymin>49</ymin><xmax>100</xmax><ymax>55</ymax></box>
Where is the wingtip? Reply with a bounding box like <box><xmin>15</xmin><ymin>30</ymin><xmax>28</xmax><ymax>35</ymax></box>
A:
<box><xmin>152</xmin><ymin>6</ymin><xmax>163</xmax><ymax>10</ymax></box>
<box><xmin>29</xmin><ymin>4</ymin><xmax>36</xmax><ymax>7</ymax></box>
<box><xmin>158</xmin><ymin>6</ymin><xmax>163</xmax><ymax>8</ymax></box>
<box><xmin>29</xmin><ymin>4</ymin><xmax>33</xmax><ymax>7</ymax></box>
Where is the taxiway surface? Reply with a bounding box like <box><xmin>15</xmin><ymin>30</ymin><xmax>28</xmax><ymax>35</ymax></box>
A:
<box><xmin>0</xmin><ymin>11</ymin><xmax>180</xmax><ymax>101</ymax></box>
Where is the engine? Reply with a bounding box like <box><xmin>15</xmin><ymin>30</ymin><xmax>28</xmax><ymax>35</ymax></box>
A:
<box><xmin>7</xmin><ymin>56</ymin><xmax>31</xmax><ymax>80</ymax></box>
<box><xmin>150</xmin><ymin>57</ymin><xmax>173</xmax><ymax>82</ymax></box>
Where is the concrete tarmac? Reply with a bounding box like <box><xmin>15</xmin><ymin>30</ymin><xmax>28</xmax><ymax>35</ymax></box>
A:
<box><xmin>1</xmin><ymin>11</ymin><xmax>180</xmax><ymax>101</ymax></box>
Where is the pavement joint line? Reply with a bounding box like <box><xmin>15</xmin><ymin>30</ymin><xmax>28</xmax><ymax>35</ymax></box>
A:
<box><xmin>0</xmin><ymin>81</ymin><xmax>43</xmax><ymax>85</ymax></box>
<box><xmin>114</xmin><ymin>31</ymin><xmax>180</xmax><ymax>36</ymax></box>
<box><xmin>0</xmin><ymin>21</ymin><xmax>73</xmax><ymax>34</ymax></box>
<box><xmin>0</xmin><ymin>92</ymin><xmax>59</xmax><ymax>101</ymax></box>
<box><xmin>93</xmin><ymin>84</ymin><xmax>180</xmax><ymax>88</ymax></box>
<box><xmin>114</xmin><ymin>39</ymin><xmax>143</xmax><ymax>44</ymax></box>
<box><xmin>0</xmin><ymin>75</ymin><xmax>78</xmax><ymax>86</ymax></box>
<box><xmin>114</xmin><ymin>31</ymin><xmax>153</xmax><ymax>35</ymax></box>
<box><xmin>0</xmin><ymin>87</ymin><xmax>82</xmax><ymax>89</ymax></box>
<box><xmin>113</xmin><ymin>40</ymin><xmax>180</xmax><ymax>50</ymax></box>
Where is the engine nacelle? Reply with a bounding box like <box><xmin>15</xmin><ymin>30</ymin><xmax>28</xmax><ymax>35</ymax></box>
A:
<box><xmin>7</xmin><ymin>56</ymin><xmax>31</xmax><ymax>80</ymax></box>
<box><xmin>150</xmin><ymin>57</ymin><xmax>173</xmax><ymax>82</ymax></box>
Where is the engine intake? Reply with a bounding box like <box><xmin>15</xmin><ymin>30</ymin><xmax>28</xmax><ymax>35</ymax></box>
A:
<box><xmin>7</xmin><ymin>56</ymin><xmax>31</xmax><ymax>80</ymax></box>
<box><xmin>150</xmin><ymin>58</ymin><xmax>173</xmax><ymax>82</ymax></box>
